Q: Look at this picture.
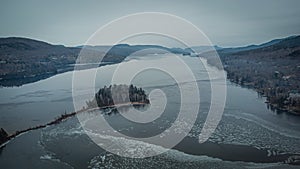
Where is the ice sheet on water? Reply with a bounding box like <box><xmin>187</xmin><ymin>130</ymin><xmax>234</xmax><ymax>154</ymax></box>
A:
<box><xmin>86</xmin><ymin>146</ymin><xmax>288</xmax><ymax>169</ymax></box>
<box><xmin>206</xmin><ymin>115</ymin><xmax>300</xmax><ymax>154</ymax></box>
<box><xmin>40</xmin><ymin>154</ymin><xmax>56</xmax><ymax>161</ymax></box>
<box><xmin>38</xmin><ymin>109</ymin><xmax>300</xmax><ymax>168</ymax></box>
<box><xmin>42</xmin><ymin>109</ymin><xmax>300</xmax><ymax>155</ymax></box>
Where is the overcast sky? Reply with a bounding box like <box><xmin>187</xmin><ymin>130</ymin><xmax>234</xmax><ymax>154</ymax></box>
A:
<box><xmin>0</xmin><ymin>0</ymin><xmax>299</xmax><ymax>47</ymax></box>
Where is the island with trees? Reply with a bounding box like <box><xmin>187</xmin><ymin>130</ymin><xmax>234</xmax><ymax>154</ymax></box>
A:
<box><xmin>86</xmin><ymin>84</ymin><xmax>150</xmax><ymax>108</ymax></box>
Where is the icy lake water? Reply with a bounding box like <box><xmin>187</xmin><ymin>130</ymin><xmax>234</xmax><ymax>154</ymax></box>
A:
<box><xmin>0</xmin><ymin>54</ymin><xmax>300</xmax><ymax>168</ymax></box>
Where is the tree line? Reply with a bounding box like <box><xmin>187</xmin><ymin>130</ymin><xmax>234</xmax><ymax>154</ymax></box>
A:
<box><xmin>86</xmin><ymin>84</ymin><xmax>149</xmax><ymax>108</ymax></box>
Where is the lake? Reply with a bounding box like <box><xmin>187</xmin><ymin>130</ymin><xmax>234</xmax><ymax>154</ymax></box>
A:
<box><xmin>0</xmin><ymin>54</ymin><xmax>299</xmax><ymax>168</ymax></box>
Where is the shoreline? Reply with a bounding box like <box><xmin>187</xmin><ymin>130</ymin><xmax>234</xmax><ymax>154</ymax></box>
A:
<box><xmin>202</xmin><ymin>56</ymin><xmax>300</xmax><ymax>116</ymax></box>
<box><xmin>0</xmin><ymin>62</ymin><xmax>115</xmax><ymax>87</ymax></box>
<box><xmin>0</xmin><ymin>102</ymin><xmax>148</xmax><ymax>148</ymax></box>
<box><xmin>229</xmin><ymin>79</ymin><xmax>300</xmax><ymax>116</ymax></box>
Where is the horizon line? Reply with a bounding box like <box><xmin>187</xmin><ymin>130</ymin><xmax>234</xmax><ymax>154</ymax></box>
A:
<box><xmin>0</xmin><ymin>34</ymin><xmax>298</xmax><ymax>49</ymax></box>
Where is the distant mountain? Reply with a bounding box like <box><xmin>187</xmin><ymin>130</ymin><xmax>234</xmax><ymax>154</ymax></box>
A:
<box><xmin>0</xmin><ymin>37</ymin><xmax>81</xmax><ymax>86</ymax></box>
<box><xmin>0</xmin><ymin>37</ymin><xmax>189</xmax><ymax>86</ymax></box>
<box><xmin>218</xmin><ymin>35</ymin><xmax>300</xmax><ymax>54</ymax></box>
<box><xmin>2</xmin><ymin>35</ymin><xmax>298</xmax><ymax>87</ymax></box>
<box><xmin>0</xmin><ymin>37</ymin><xmax>80</xmax><ymax>54</ymax></box>
<box><xmin>0</xmin><ymin>37</ymin><xmax>61</xmax><ymax>50</ymax></box>
<box><xmin>79</xmin><ymin>44</ymin><xmax>190</xmax><ymax>56</ymax></box>
<box><xmin>185</xmin><ymin>45</ymin><xmax>222</xmax><ymax>54</ymax></box>
<box><xmin>266</xmin><ymin>35</ymin><xmax>300</xmax><ymax>49</ymax></box>
<box><xmin>76</xmin><ymin>45</ymin><xmax>112</xmax><ymax>51</ymax></box>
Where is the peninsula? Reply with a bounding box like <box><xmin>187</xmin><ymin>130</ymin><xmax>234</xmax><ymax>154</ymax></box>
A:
<box><xmin>0</xmin><ymin>84</ymin><xmax>150</xmax><ymax>147</ymax></box>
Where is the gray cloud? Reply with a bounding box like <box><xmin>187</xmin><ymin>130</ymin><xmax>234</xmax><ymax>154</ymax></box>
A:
<box><xmin>0</xmin><ymin>0</ymin><xmax>299</xmax><ymax>47</ymax></box>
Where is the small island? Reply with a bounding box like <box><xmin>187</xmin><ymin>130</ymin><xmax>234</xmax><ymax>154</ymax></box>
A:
<box><xmin>86</xmin><ymin>84</ymin><xmax>150</xmax><ymax>108</ymax></box>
